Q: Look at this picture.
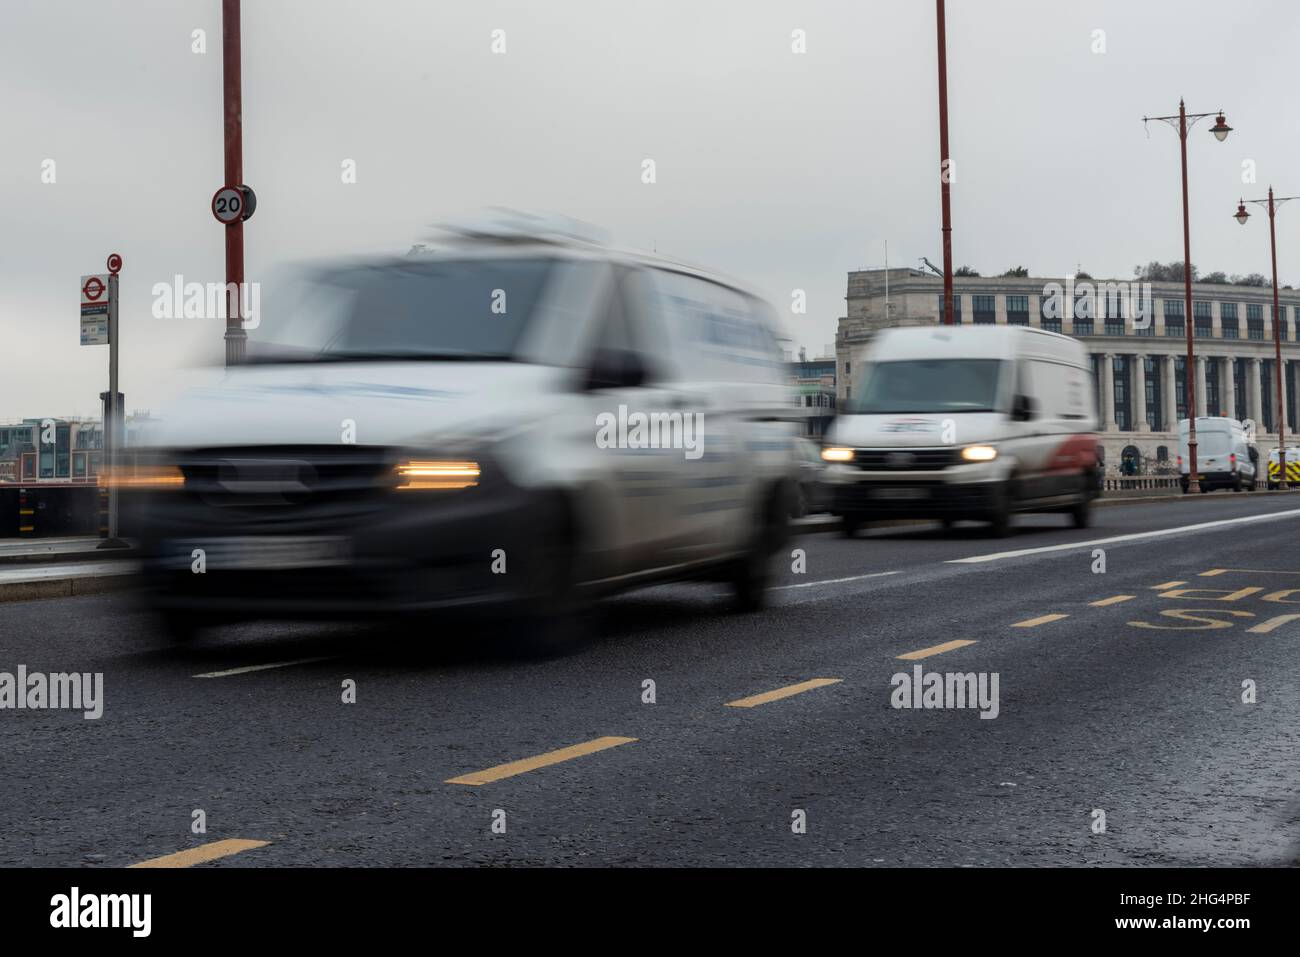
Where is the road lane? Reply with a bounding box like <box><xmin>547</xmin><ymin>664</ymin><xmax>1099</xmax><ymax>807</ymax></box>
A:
<box><xmin>2</xmin><ymin>494</ymin><xmax>1299</xmax><ymax>866</ymax></box>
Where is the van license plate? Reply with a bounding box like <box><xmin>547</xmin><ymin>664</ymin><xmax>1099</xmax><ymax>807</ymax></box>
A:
<box><xmin>163</xmin><ymin>536</ymin><xmax>351</xmax><ymax>570</ymax></box>
<box><xmin>872</xmin><ymin>487</ymin><xmax>927</xmax><ymax>501</ymax></box>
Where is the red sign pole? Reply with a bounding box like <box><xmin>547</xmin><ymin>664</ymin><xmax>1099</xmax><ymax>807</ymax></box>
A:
<box><xmin>935</xmin><ymin>0</ymin><xmax>954</xmax><ymax>326</ymax></box>
<box><xmin>222</xmin><ymin>0</ymin><xmax>246</xmax><ymax>366</ymax></box>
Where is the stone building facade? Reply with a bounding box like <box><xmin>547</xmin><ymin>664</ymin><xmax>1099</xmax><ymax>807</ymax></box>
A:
<box><xmin>836</xmin><ymin>268</ymin><xmax>1300</xmax><ymax>476</ymax></box>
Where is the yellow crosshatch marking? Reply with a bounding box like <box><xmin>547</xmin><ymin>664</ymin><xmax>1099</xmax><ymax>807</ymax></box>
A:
<box><xmin>445</xmin><ymin>736</ymin><xmax>636</xmax><ymax>786</ymax></box>
<box><xmin>896</xmin><ymin>640</ymin><xmax>976</xmax><ymax>661</ymax></box>
<box><xmin>1157</xmin><ymin>586</ymin><xmax>1263</xmax><ymax>602</ymax></box>
<box><xmin>130</xmin><ymin>839</ymin><xmax>269</xmax><ymax>868</ymax></box>
<box><xmin>1012</xmin><ymin>614</ymin><xmax>1069</xmax><ymax>628</ymax></box>
<box><xmin>1246</xmin><ymin>614</ymin><xmax>1300</xmax><ymax>634</ymax></box>
<box><xmin>1152</xmin><ymin>581</ymin><xmax>1186</xmax><ymax>590</ymax></box>
<box><xmin>1090</xmin><ymin>595</ymin><xmax>1136</xmax><ymax>607</ymax></box>
<box><xmin>726</xmin><ymin>678</ymin><xmax>842</xmax><ymax>708</ymax></box>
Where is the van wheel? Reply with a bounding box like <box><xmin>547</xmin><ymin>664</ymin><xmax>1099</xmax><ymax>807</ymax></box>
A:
<box><xmin>1070</xmin><ymin>495</ymin><xmax>1092</xmax><ymax>529</ymax></box>
<box><xmin>1233</xmin><ymin>476</ymin><xmax>1243</xmax><ymax>492</ymax></box>
<box><xmin>156</xmin><ymin>609</ymin><xmax>205</xmax><ymax>644</ymax></box>
<box><xmin>518</xmin><ymin>503</ymin><xmax>591</xmax><ymax>658</ymax></box>
<box><xmin>985</xmin><ymin>484</ymin><xmax>1013</xmax><ymax>538</ymax></box>
<box><xmin>841</xmin><ymin>513</ymin><xmax>865</xmax><ymax>538</ymax></box>
<box><xmin>731</xmin><ymin>486</ymin><xmax>790</xmax><ymax>612</ymax></box>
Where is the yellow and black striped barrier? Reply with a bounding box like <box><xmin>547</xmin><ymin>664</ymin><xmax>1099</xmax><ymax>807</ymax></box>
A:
<box><xmin>1268</xmin><ymin>460</ymin><xmax>1300</xmax><ymax>482</ymax></box>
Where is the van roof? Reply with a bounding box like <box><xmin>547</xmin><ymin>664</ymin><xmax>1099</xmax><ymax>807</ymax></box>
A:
<box><xmin>869</xmin><ymin>324</ymin><xmax>1087</xmax><ymax>363</ymax></box>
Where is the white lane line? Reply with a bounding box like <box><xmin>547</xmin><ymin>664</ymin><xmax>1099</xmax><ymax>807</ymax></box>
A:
<box><xmin>193</xmin><ymin>656</ymin><xmax>337</xmax><ymax>679</ymax></box>
<box><xmin>947</xmin><ymin>508</ymin><xmax>1300</xmax><ymax>565</ymax></box>
<box><xmin>772</xmin><ymin>571</ymin><xmax>900</xmax><ymax>590</ymax></box>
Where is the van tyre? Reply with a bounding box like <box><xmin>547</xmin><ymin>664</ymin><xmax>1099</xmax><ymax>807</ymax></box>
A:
<box><xmin>731</xmin><ymin>485</ymin><xmax>791</xmax><ymax>613</ymax></box>
<box><xmin>156</xmin><ymin>608</ymin><xmax>205</xmax><ymax>644</ymax></box>
<box><xmin>518</xmin><ymin>501</ymin><xmax>591</xmax><ymax>658</ymax></box>
<box><xmin>985</xmin><ymin>484</ymin><xmax>1013</xmax><ymax>538</ymax></box>
<box><xmin>1070</xmin><ymin>495</ymin><xmax>1092</xmax><ymax>529</ymax></box>
<box><xmin>841</xmin><ymin>512</ymin><xmax>865</xmax><ymax>538</ymax></box>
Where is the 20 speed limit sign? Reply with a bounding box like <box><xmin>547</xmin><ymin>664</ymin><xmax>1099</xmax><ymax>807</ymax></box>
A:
<box><xmin>211</xmin><ymin>185</ymin><xmax>256</xmax><ymax>224</ymax></box>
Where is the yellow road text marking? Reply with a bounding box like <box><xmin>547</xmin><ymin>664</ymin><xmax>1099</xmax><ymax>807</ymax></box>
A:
<box><xmin>1246</xmin><ymin>614</ymin><xmax>1300</xmax><ymax>634</ymax></box>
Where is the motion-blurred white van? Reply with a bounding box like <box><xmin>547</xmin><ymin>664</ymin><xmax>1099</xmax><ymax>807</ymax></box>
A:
<box><xmin>121</xmin><ymin>214</ymin><xmax>799</xmax><ymax>648</ymax></box>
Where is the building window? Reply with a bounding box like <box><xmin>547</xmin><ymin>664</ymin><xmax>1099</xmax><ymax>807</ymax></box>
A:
<box><xmin>1144</xmin><ymin>355</ymin><xmax>1161</xmax><ymax>430</ymax></box>
<box><xmin>1174</xmin><ymin>356</ymin><xmax>1187</xmax><ymax>419</ymax></box>
<box><xmin>1221</xmin><ymin>302</ymin><xmax>1239</xmax><ymax>338</ymax></box>
<box><xmin>1006</xmin><ymin>295</ymin><xmax>1029</xmax><ymax>325</ymax></box>
<box><xmin>1248</xmin><ymin>302</ymin><xmax>1264</xmax><ymax>339</ymax></box>
<box><xmin>1234</xmin><ymin>358</ymin><xmax>1248</xmax><ymax>421</ymax></box>
<box><xmin>1261</xmin><ymin>361</ymin><xmax>1275</xmax><ymax>431</ymax></box>
<box><xmin>972</xmin><ymin>295</ymin><xmax>995</xmax><ymax>324</ymax></box>
<box><xmin>1164</xmin><ymin>299</ymin><xmax>1185</xmax><ymax>337</ymax></box>
<box><xmin>1113</xmin><ymin>356</ymin><xmax>1130</xmax><ymax>430</ymax></box>
<box><xmin>1040</xmin><ymin>296</ymin><xmax>1061</xmax><ymax>333</ymax></box>
<box><xmin>844</xmin><ymin>361</ymin><xmax>850</xmax><ymax>374</ymax></box>
<box><xmin>939</xmin><ymin>295</ymin><xmax>961</xmax><ymax>324</ymax></box>
<box><xmin>1193</xmin><ymin>301</ymin><xmax>1212</xmax><ymax>338</ymax></box>
<box><xmin>1156</xmin><ymin>445</ymin><xmax>1169</xmax><ymax>463</ymax></box>
<box><xmin>1074</xmin><ymin>317</ymin><xmax>1095</xmax><ymax>336</ymax></box>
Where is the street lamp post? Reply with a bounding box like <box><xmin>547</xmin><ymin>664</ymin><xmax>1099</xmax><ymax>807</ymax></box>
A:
<box><xmin>935</xmin><ymin>0</ymin><xmax>954</xmax><ymax>325</ymax></box>
<box><xmin>1235</xmin><ymin>188</ymin><xmax>1297</xmax><ymax>490</ymax></box>
<box><xmin>1142</xmin><ymin>101</ymin><xmax>1232</xmax><ymax>494</ymax></box>
<box><xmin>222</xmin><ymin>0</ymin><xmax>246</xmax><ymax>366</ymax></box>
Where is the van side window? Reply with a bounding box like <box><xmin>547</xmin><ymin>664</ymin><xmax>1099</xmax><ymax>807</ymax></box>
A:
<box><xmin>587</xmin><ymin>270</ymin><xmax>658</xmax><ymax>384</ymax></box>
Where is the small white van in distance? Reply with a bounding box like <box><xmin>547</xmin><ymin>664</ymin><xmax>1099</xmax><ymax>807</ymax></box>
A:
<box><xmin>821</xmin><ymin>325</ymin><xmax>1099</xmax><ymax>536</ymax></box>
<box><xmin>1177</xmin><ymin>417</ymin><xmax>1257</xmax><ymax>492</ymax></box>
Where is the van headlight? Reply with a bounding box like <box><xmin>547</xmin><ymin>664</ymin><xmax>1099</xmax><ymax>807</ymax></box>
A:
<box><xmin>101</xmin><ymin>457</ymin><xmax>185</xmax><ymax>490</ymax></box>
<box><xmin>961</xmin><ymin>445</ymin><xmax>998</xmax><ymax>462</ymax></box>
<box><xmin>394</xmin><ymin>459</ymin><xmax>481</xmax><ymax>490</ymax></box>
<box><xmin>821</xmin><ymin>447</ymin><xmax>855</xmax><ymax>463</ymax></box>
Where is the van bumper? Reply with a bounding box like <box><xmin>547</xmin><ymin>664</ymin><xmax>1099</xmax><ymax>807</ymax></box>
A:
<box><xmin>126</xmin><ymin>482</ymin><xmax>557</xmax><ymax>619</ymax></box>
<box><xmin>830</xmin><ymin>480</ymin><xmax>1005</xmax><ymax>519</ymax></box>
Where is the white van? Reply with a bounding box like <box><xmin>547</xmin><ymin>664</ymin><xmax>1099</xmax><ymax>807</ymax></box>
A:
<box><xmin>822</xmin><ymin>325</ymin><xmax>1099</xmax><ymax>536</ymax></box>
<box><xmin>1177</xmin><ymin>417</ymin><xmax>1256</xmax><ymax>492</ymax></box>
<box><xmin>121</xmin><ymin>217</ymin><xmax>799</xmax><ymax>646</ymax></box>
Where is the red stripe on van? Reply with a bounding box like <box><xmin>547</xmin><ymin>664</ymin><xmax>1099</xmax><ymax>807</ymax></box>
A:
<box><xmin>1042</xmin><ymin>432</ymin><xmax>1099</xmax><ymax>474</ymax></box>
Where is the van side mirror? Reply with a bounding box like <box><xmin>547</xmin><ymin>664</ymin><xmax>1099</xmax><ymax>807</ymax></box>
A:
<box><xmin>585</xmin><ymin>348</ymin><xmax>646</xmax><ymax>391</ymax></box>
<box><xmin>1011</xmin><ymin>393</ymin><xmax>1037</xmax><ymax>422</ymax></box>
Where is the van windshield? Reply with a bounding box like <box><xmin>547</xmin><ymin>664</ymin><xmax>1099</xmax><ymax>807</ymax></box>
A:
<box><xmin>851</xmin><ymin>359</ymin><xmax>1006</xmax><ymax>414</ymax></box>
<box><xmin>248</xmin><ymin>258</ymin><xmax>555</xmax><ymax>362</ymax></box>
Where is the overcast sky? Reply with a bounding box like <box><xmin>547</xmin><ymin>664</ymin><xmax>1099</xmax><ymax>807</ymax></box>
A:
<box><xmin>4</xmin><ymin>0</ymin><xmax>1300</xmax><ymax>420</ymax></box>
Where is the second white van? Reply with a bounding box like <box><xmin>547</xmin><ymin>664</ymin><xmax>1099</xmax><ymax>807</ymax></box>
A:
<box><xmin>822</xmin><ymin>325</ymin><xmax>1099</xmax><ymax>536</ymax></box>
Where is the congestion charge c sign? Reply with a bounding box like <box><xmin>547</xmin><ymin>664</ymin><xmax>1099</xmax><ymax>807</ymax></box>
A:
<box><xmin>212</xmin><ymin>186</ymin><xmax>250</xmax><ymax>224</ymax></box>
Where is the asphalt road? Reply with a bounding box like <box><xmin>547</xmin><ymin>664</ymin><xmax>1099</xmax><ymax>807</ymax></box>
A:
<box><xmin>3</xmin><ymin>492</ymin><xmax>1300</xmax><ymax>867</ymax></box>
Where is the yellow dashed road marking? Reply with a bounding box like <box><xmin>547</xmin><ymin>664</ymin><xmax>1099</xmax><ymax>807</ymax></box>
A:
<box><xmin>1199</xmin><ymin>569</ymin><xmax>1228</xmax><ymax>577</ymax></box>
<box><xmin>725</xmin><ymin>678</ymin><xmax>842</xmax><ymax>708</ymax></box>
<box><xmin>130</xmin><ymin>839</ymin><xmax>269</xmax><ymax>868</ymax></box>
<box><xmin>1012</xmin><ymin>614</ymin><xmax>1069</xmax><ymax>628</ymax></box>
<box><xmin>1246</xmin><ymin>614</ymin><xmax>1300</xmax><ymax>634</ymax></box>
<box><xmin>895</xmin><ymin>640</ymin><xmax>977</xmax><ymax>661</ymax></box>
<box><xmin>1090</xmin><ymin>595</ymin><xmax>1136</xmax><ymax>607</ymax></box>
<box><xmin>1152</xmin><ymin>581</ymin><xmax>1186</xmax><ymax>590</ymax></box>
<box><xmin>445</xmin><ymin>736</ymin><xmax>636</xmax><ymax>786</ymax></box>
